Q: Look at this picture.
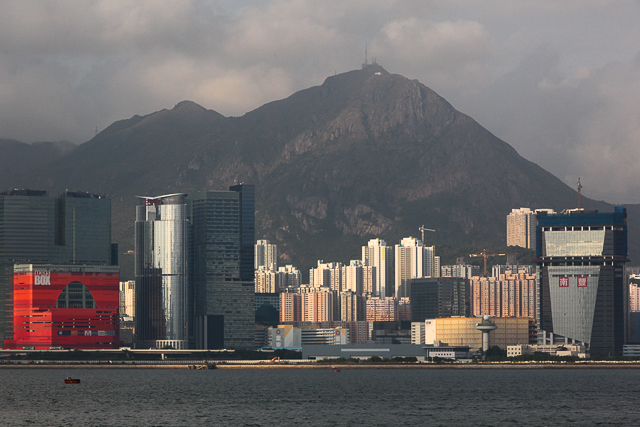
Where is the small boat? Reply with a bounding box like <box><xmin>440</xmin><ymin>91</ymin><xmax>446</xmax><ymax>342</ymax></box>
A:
<box><xmin>333</xmin><ymin>369</ymin><xmax>341</xmax><ymax>373</ymax></box>
<box><xmin>64</xmin><ymin>377</ymin><xmax>80</xmax><ymax>384</ymax></box>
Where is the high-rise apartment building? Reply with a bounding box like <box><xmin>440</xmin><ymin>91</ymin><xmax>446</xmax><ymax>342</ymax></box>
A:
<box><xmin>362</xmin><ymin>239</ymin><xmax>394</xmax><ymax>297</ymax></box>
<box><xmin>630</xmin><ymin>281</ymin><xmax>640</xmax><ymax>313</ymax></box>
<box><xmin>441</xmin><ymin>264</ymin><xmax>480</xmax><ymax>279</ymax></box>
<box><xmin>255</xmin><ymin>266</ymin><xmax>278</xmax><ymax>293</ymax></box>
<box><xmin>192</xmin><ymin>185</ymin><xmax>255</xmax><ymax>350</ymax></box>
<box><xmin>340</xmin><ymin>290</ymin><xmax>366</xmax><ymax>321</ymax></box>
<box><xmin>135</xmin><ymin>194</ymin><xmax>189</xmax><ymax>350</ymax></box>
<box><xmin>507</xmin><ymin>208</ymin><xmax>537</xmax><ymax>249</ymax></box>
<box><xmin>394</xmin><ymin>237</ymin><xmax>435</xmax><ymax>298</ymax></box>
<box><xmin>255</xmin><ymin>239</ymin><xmax>277</xmax><ymax>271</ymax></box>
<box><xmin>310</xmin><ymin>261</ymin><xmax>342</xmax><ymax>291</ymax></box>
<box><xmin>470</xmin><ymin>271</ymin><xmax>536</xmax><ymax>318</ymax></box>
<box><xmin>366</xmin><ymin>297</ymin><xmax>398</xmax><ymax>321</ymax></box>
<box><xmin>536</xmin><ymin>208</ymin><xmax>628</xmax><ymax>356</ymax></box>
<box><xmin>119</xmin><ymin>280</ymin><xmax>135</xmax><ymax>317</ymax></box>
<box><xmin>276</xmin><ymin>265</ymin><xmax>301</xmax><ymax>289</ymax></box>
<box><xmin>1</xmin><ymin>189</ymin><xmax>114</xmax><ymax>344</ymax></box>
<box><xmin>280</xmin><ymin>291</ymin><xmax>302</xmax><ymax>323</ymax></box>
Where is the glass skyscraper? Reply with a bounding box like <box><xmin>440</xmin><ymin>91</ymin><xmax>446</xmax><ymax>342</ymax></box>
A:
<box><xmin>192</xmin><ymin>184</ymin><xmax>255</xmax><ymax>349</ymax></box>
<box><xmin>535</xmin><ymin>207</ymin><xmax>628</xmax><ymax>356</ymax></box>
<box><xmin>134</xmin><ymin>194</ymin><xmax>189</xmax><ymax>349</ymax></box>
<box><xmin>0</xmin><ymin>189</ymin><xmax>114</xmax><ymax>343</ymax></box>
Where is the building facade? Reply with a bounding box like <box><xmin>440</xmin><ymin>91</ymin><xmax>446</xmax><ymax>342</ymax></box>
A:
<box><xmin>362</xmin><ymin>239</ymin><xmax>394</xmax><ymax>297</ymax></box>
<box><xmin>135</xmin><ymin>193</ymin><xmax>189</xmax><ymax>349</ymax></box>
<box><xmin>394</xmin><ymin>237</ymin><xmax>435</xmax><ymax>298</ymax></box>
<box><xmin>507</xmin><ymin>207</ymin><xmax>537</xmax><ymax>249</ymax></box>
<box><xmin>1</xmin><ymin>189</ymin><xmax>114</xmax><ymax>344</ymax></box>
<box><xmin>254</xmin><ymin>239</ymin><xmax>277</xmax><ymax>271</ymax></box>
<box><xmin>420</xmin><ymin>317</ymin><xmax>536</xmax><ymax>350</ymax></box>
<box><xmin>535</xmin><ymin>208</ymin><xmax>628</xmax><ymax>356</ymax></box>
<box><xmin>192</xmin><ymin>185</ymin><xmax>256</xmax><ymax>350</ymax></box>
<box><xmin>410</xmin><ymin>277</ymin><xmax>469</xmax><ymax>322</ymax></box>
<box><xmin>7</xmin><ymin>264</ymin><xmax>120</xmax><ymax>350</ymax></box>
<box><xmin>470</xmin><ymin>270</ymin><xmax>536</xmax><ymax>318</ymax></box>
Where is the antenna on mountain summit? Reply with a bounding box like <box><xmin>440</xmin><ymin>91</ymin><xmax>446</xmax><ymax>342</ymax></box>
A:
<box><xmin>362</xmin><ymin>42</ymin><xmax>369</xmax><ymax>69</ymax></box>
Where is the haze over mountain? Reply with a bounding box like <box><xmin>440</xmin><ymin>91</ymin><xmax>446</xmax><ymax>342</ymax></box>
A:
<box><xmin>1</xmin><ymin>65</ymin><xmax>636</xmax><ymax>279</ymax></box>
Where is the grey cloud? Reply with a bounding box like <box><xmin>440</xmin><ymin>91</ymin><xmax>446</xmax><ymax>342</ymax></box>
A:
<box><xmin>0</xmin><ymin>0</ymin><xmax>639</xmax><ymax>204</ymax></box>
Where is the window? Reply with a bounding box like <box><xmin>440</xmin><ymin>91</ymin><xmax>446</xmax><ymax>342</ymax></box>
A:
<box><xmin>55</xmin><ymin>281</ymin><xmax>96</xmax><ymax>309</ymax></box>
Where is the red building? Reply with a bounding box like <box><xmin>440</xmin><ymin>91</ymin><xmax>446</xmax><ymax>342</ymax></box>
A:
<box><xmin>5</xmin><ymin>264</ymin><xmax>120</xmax><ymax>350</ymax></box>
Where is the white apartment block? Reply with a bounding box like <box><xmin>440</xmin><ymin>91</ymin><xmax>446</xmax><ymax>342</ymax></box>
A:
<box><xmin>362</xmin><ymin>238</ymin><xmax>394</xmax><ymax>297</ymax></box>
<box><xmin>255</xmin><ymin>239</ymin><xmax>278</xmax><ymax>270</ymax></box>
<box><xmin>394</xmin><ymin>236</ymin><xmax>435</xmax><ymax>298</ymax></box>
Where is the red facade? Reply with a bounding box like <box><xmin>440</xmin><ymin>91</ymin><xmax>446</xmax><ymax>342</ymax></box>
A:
<box><xmin>5</xmin><ymin>264</ymin><xmax>120</xmax><ymax>350</ymax></box>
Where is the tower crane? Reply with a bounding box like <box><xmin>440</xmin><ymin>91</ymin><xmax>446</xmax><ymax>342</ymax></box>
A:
<box><xmin>469</xmin><ymin>249</ymin><xmax>506</xmax><ymax>277</ymax></box>
<box><xmin>419</xmin><ymin>225</ymin><xmax>435</xmax><ymax>244</ymax></box>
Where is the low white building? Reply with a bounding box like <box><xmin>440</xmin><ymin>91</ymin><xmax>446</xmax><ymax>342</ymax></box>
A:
<box><xmin>507</xmin><ymin>344</ymin><xmax>588</xmax><ymax>358</ymax></box>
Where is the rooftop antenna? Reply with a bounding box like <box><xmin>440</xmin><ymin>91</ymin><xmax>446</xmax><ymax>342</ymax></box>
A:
<box><xmin>577</xmin><ymin>177</ymin><xmax>583</xmax><ymax>210</ymax></box>
<box><xmin>362</xmin><ymin>42</ymin><xmax>369</xmax><ymax>69</ymax></box>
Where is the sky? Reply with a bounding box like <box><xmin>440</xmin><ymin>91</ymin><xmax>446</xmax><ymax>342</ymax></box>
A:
<box><xmin>1</xmin><ymin>0</ymin><xmax>639</xmax><ymax>204</ymax></box>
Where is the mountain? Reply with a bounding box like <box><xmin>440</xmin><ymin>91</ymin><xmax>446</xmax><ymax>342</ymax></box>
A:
<box><xmin>0</xmin><ymin>139</ymin><xmax>76</xmax><ymax>185</ymax></box>
<box><xmin>1</xmin><ymin>64</ymin><xmax>635</xmax><ymax>279</ymax></box>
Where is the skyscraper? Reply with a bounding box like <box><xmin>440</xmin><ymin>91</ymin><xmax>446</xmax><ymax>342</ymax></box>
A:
<box><xmin>362</xmin><ymin>238</ymin><xmax>394</xmax><ymax>297</ymax></box>
<box><xmin>192</xmin><ymin>184</ymin><xmax>255</xmax><ymax>349</ymax></box>
<box><xmin>535</xmin><ymin>207</ymin><xmax>628</xmax><ymax>356</ymax></box>
<box><xmin>1</xmin><ymin>189</ymin><xmax>114</xmax><ymax>344</ymax></box>
<box><xmin>394</xmin><ymin>236</ymin><xmax>435</xmax><ymax>298</ymax></box>
<box><xmin>134</xmin><ymin>194</ymin><xmax>189</xmax><ymax>349</ymax></box>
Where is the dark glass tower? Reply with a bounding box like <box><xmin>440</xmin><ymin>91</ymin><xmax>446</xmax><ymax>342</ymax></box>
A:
<box><xmin>192</xmin><ymin>184</ymin><xmax>255</xmax><ymax>349</ymax></box>
<box><xmin>1</xmin><ymin>190</ymin><xmax>113</xmax><ymax>343</ymax></box>
<box><xmin>535</xmin><ymin>207</ymin><xmax>628</xmax><ymax>356</ymax></box>
<box><xmin>410</xmin><ymin>277</ymin><xmax>470</xmax><ymax>321</ymax></box>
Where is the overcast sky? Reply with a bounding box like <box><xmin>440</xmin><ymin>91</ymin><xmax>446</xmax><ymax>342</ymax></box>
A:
<box><xmin>1</xmin><ymin>1</ymin><xmax>639</xmax><ymax>203</ymax></box>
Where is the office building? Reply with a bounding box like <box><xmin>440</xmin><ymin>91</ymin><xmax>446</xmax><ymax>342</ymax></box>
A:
<box><xmin>362</xmin><ymin>239</ymin><xmax>394</xmax><ymax>297</ymax></box>
<box><xmin>470</xmin><ymin>271</ymin><xmax>536</xmax><ymax>318</ymax></box>
<box><xmin>254</xmin><ymin>239</ymin><xmax>277</xmax><ymax>271</ymax></box>
<box><xmin>420</xmin><ymin>317</ymin><xmax>536</xmax><ymax>350</ymax></box>
<box><xmin>1</xmin><ymin>189</ymin><xmax>114</xmax><ymax>344</ymax></box>
<box><xmin>410</xmin><ymin>277</ymin><xmax>469</xmax><ymax>322</ymax></box>
<box><xmin>192</xmin><ymin>184</ymin><xmax>255</xmax><ymax>349</ymax></box>
<box><xmin>135</xmin><ymin>193</ymin><xmax>189</xmax><ymax>349</ymax></box>
<box><xmin>6</xmin><ymin>264</ymin><xmax>119</xmax><ymax>350</ymax></box>
<box><xmin>394</xmin><ymin>237</ymin><xmax>435</xmax><ymax>298</ymax></box>
<box><xmin>536</xmin><ymin>208</ymin><xmax>628</xmax><ymax>355</ymax></box>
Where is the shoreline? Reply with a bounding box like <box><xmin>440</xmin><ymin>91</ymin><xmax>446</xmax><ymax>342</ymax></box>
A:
<box><xmin>3</xmin><ymin>362</ymin><xmax>640</xmax><ymax>369</ymax></box>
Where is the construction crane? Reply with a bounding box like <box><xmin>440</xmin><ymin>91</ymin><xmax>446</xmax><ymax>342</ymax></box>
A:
<box><xmin>419</xmin><ymin>225</ymin><xmax>435</xmax><ymax>243</ymax></box>
<box><xmin>469</xmin><ymin>249</ymin><xmax>506</xmax><ymax>277</ymax></box>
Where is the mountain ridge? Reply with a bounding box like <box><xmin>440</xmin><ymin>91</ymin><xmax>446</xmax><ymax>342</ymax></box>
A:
<box><xmin>0</xmin><ymin>65</ymin><xmax>634</xmax><ymax>279</ymax></box>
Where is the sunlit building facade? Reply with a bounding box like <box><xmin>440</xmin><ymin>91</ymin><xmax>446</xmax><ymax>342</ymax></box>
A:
<box><xmin>135</xmin><ymin>193</ymin><xmax>189</xmax><ymax>349</ymax></box>
<box><xmin>536</xmin><ymin>208</ymin><xmax>628</xmax><ymax>356</ymax></box>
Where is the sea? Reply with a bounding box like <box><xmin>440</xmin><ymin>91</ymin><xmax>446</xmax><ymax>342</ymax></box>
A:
<box><xmin>1</xmin><ymin>368</ymin><xmax>639</xmax><ymax>426</ymax></box>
